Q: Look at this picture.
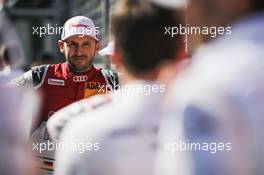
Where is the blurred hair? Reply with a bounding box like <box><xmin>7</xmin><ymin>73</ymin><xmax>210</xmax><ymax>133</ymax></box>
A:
<box><xmin>253</xmin><ymin>0</ymin><xmax>264</xmax><ymax>11</ymax></box>
<box><xmin>111</xmin><ymin>0</ymin><xmax>184</xmax><ymax>75</ymax></box>
<box><xmin>0</xmin><ymin>44</ymin><xmax>20</xmax><ymax>66</ymax></box>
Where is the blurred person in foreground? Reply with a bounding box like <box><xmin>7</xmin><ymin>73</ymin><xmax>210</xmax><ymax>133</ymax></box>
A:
<box><xmin>54</xmin><ymin>0</ymin><xmax>185</xmax><ymax>175</ymax></box>
<box><xmin>0</xmin><ymin>7</ymin><xmax>39</xmax><ymax>175</ymax></box>
<box><xmin>0</xmin><ymin>74</ymin><xmax>38</xmax><ymax>175</ymax></box>
<box><xmin>47</xmin><ymin>41</ymin><xmax>117</xmax><ymax>141</ymax></box>
<box><xmin>155</xmin><ymin>0</ymin><xmax>264</xmax><ymax>175</ymax></box>
<box><xmin>8</xmin><ymin>16</ymin><xmax>119</xmax><ymax>175</ymax></box>
<box><xmin>0</xmin><ymin>44</ymin><xmax>39</xmax><ymax>175</ymax></box>
<box><xmin>0</xmin><ymin>46</ymin><xmax>38</xmax><ymax>175</ymax></box>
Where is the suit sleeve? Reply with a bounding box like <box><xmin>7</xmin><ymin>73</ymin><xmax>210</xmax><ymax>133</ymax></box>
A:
<box><xmin>7</xmin><ymin>64</ymin><xmax>49</xmax><ymax>89</ymax></box>
<box><xmin>101</xmin><ymin>69</ymin><xmax>121</xmax><ymax>91</ymax></box>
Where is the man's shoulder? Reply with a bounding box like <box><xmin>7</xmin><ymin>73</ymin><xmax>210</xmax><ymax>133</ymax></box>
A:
<box><xmin>99</xmin><ymin>68</ymin><xmax>120</xmax><ymax>90</ymax></box>
<box><xmin>192</xmin><ymin>39</ymin><xmax>264</xmax><ymax>93</ymax></box>
<box><xmin>42</xmin><ymin>62</ymin><xmax>67</xmax><ymax>72</ymax></box>
<box><xmin>52</xmin><ymin>93</ymin><xmax>113</xmax><ymax>121</ymax></box>
<box><xmin>61</xmin><ymin>110</ymin><xmax>114</xmax><ymax>143</ymax></box>
<box><xmin>61</xmin><ymin>92</ymin><xmax>124</xmax><ymax>139</ymax></box>
<box><xmin>31</xmin><ymin>64</ymin><xmax>50</xmax><ymax>88</ymax></box>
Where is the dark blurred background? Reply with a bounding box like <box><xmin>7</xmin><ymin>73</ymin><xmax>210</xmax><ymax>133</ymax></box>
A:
<box><xmin>3</xmin><ymin>0</ymin><xmax>116</xmax><ymax>70</ymax></box>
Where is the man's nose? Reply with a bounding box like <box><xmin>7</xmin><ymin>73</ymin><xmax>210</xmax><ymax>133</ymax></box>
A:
<box><xmin>74</xmin><ymin>45</ymin><xmax>84</xmax><ymax>55</ymax></box>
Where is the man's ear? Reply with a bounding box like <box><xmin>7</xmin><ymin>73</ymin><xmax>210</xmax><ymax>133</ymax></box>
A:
<box><xmin>58</xmin><ymin>40</ymin><xmax>65</xmax><ymax>53</ymax></box>
<box><xmin>95</xmin><ymin>41</ymin><xmax>100</xmax><ymax>52</ymax></box>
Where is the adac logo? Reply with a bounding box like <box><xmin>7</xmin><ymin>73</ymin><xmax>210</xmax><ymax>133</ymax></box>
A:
<box><xmin>73</xmin><ymin>75</ymin><xmax>88</xmax><ymax>82</ymax></box>
<box><xmin>84</xmin><ymin>82</ymin><xmax>106</xmax><ymax>98</ymax></box>
<box><xmin>85</xmin><ymin>82</ymin><xmax>105</xmax><ymax>91</ymax></box>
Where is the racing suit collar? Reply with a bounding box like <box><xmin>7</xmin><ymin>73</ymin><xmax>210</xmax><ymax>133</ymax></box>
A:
<box><xmin>64</xmin><ymin>62</ymin><xmax>97</xmax><ymax>75</ymax></box>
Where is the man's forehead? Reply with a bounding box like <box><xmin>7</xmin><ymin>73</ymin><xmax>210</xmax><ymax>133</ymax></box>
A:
<box><xmin>65</xmin><ymin>35</ymin><xmax>97</xmax><ymax>42</ymax></box>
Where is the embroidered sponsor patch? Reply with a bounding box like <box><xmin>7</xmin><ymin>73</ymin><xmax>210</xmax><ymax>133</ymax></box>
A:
<box><xmin>48</xmin><ymin>78</ymin><xmax>65</xmax><ymax>86</ymax></box>
<box><xmin>84</xmin><ymin>82</ymin><xmax>106</xmax><ymax>98</ymax></box>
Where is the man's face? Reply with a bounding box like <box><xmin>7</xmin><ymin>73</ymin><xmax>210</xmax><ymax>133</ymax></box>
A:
<box><xmin>58</xmin><ymin>35</ymin><xmax>99</xmax><ymax>72</ymax></box>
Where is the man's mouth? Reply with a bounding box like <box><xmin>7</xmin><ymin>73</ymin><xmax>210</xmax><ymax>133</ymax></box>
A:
<box><xmin>72</xmin><ymin>56</ymin><xmax>88</xmax><ymax>63</ymax></box>
<box><xmin>73</xmin><ymin>56</ymin><xmax>87</xmax><ymax>59</ymax></box>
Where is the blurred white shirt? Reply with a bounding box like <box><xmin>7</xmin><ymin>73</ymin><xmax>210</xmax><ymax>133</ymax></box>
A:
<box><xmin>0</xmin><ymin>70</ymin><xmax>39</xmax><ymax>175</ymax></box>
<box><xmin>54</xmin><ymin>80</ymin><xmax>165</xmax><ymax>175</ymax></box>
<box><xmin>155</xmin><ymin>13</ymin><xmax>264</xmax><ymax>175</ymax></box>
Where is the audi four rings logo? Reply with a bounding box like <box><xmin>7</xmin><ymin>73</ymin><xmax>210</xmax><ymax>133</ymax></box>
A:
<box><xmin>73</xmin><ymin>75</ymin><xmax>88</xmax><ymax>82</ymax></box>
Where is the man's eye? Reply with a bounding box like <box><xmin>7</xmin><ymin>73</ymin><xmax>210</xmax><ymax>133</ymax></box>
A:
<box><xmin>82</xmin><ymin>43</ymin><xmax>91</xmax><ymax>48</ymax></box>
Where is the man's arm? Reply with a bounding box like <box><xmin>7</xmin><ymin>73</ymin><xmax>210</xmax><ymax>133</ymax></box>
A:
<box><xmin>7</xmin><ymin>70</ymin><xmax>33</xmax><ymax>87</ymax></box>
<box><xmin>7</xmin><ymin>64</ymin><xmax>49</xmax><ymax>88</ymax></box>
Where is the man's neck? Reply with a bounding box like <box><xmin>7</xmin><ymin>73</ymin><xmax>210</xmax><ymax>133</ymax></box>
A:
<box><xmin>68</xmin><ymin>64</ymin><xmax>93</xmax><ymax>73</ymax></box>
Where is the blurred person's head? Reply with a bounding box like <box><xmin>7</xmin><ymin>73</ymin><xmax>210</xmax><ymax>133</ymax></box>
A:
<box><xmin>187</xmin><ymin>0</ymin><xmax>264</xmax><ymax>40</ymax></box>
<box><xmin>58</xmin><ymin>16</ymin><xmax>100</xmax><ymax>72</ymax></box>
<box><xmin>0</xmin><ymin>44</ymin><xmax>21</xmax><ymax>69</ymax></box>
<box><xmin>0</xmin><ymin>12</ymin><xmax>24</xmax><ymax>70</ymax></box>
<box><xmin>111</xmin><ymin>0</ymin><xmax>184</xmax><ymax>82</ymax></box>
